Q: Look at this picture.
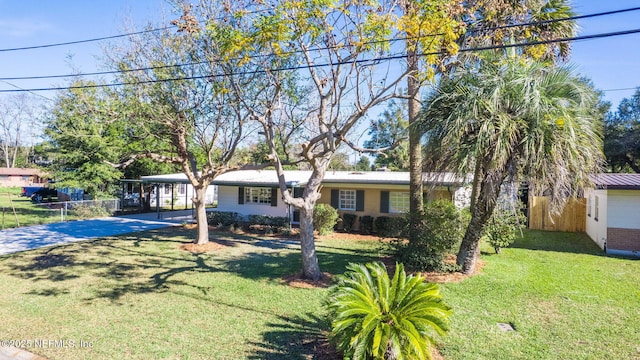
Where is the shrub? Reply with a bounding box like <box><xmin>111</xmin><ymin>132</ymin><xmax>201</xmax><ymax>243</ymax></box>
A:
<box><xmin>71</xmin><ymin>204</ymin><xmax>111</xmax><ymax>219</ymax></box>
<box><xmin>206</xmin><ymin>211</ymin><xmax>240</xmax><ymax>227</ymax></box>
<box><xmin>484</xmin><ymin>206</ymin><xmax>526</xmax><ymax>253</ymax></box>
<box><xmin>359</xmin><ymin>215</ymin><xmax>374</xmax><ymax>234</ymax></box>
<box><xmin>395</xmin><ymin>200</ymin><xmax>466</xmax><ymax>272</ymax></box>
<box><xmin>341</xmin><ymin>213</ymin><xmax>357</xmax><ymax>232</ymax></box>
<box><xmin>326</xmin><ymin>262</ymin><xmax>451</xmax><ymax>360</ymax></box>
<box><xmin>313</xmin><ymin>204</ymin><xmax>339</xmax><ymax>236</ymax></box>
<box><xmin>374</xmin><ymin>216</ymin><xmax>406</xmax><ymax>237</ymax></box>
<box><xmin>246</xmin><ymin>214</ymin><xmax>290</xmax><ymax>233</ymax></box>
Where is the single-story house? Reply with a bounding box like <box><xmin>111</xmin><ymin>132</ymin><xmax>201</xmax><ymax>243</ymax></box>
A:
<box><xmin>585</xmin><ymin>173</ymin><xmax>640</xmax><ymax>257</ymax></box>
<box><xmin>211</xmin><ymin>170</ymin><xmax>471</xmax><ymax>230</ymax></box>
<box><xmin>0</xmin><ymin>167</ymin><xmax>46</xmax><ymax>187</ymax></box>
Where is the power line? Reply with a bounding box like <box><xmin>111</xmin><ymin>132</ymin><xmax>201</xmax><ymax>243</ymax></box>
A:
<box><xmin>0</xmin><ymin>8</ymin><xmax>270</xmax><ymax>53</ymax></box>
<box><xmin>2</xmin><ymin>26</ymin><xmax>639</xmax><ymax>94</ymax></box>
<box><xmin>0</xmin><ymin>26</ymin><xmax>176</xmax><ymax>53</ymax></box>
<box><xmin>3</xmin><ymin>6</ymin><xmax>640</xmax><ymax>83</ymax></box>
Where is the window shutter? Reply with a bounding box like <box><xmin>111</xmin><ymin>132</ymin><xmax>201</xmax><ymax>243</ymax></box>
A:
<box><xmin>293</xmin><ymin>187</ymin><xmax>304</xmax><ymax>198</ymax></box>
<box><xmin>271</xmin><ymin>188</ymin><xmax>278</xmax><ymax>207</ymax></box>
<box><xmin>238</xmin><ymin>187</ymin><xmax>244</xmax><ymax>205</ymax></box>
<box><xmin>356</xmin><ymin>190</ymin><xmax>365</xmax><ymax>212</ymax></box>
<box><xmin>331</xmin><ymin>189</ymin><xmax>339</xmax><ymax>209</ymax></box>
<box><xmin>380</xmin><ymin>191</ymin><xmax>389</xmax><ymax>213</ymax></box>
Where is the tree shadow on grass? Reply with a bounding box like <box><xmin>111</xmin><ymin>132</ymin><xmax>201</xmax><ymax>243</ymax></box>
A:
<box><xmin>0</xmin><ymin>228</ymin><xmax>382</xmax><ymax>305</ymax></box>
<box><xmin>509</xmin><ymin>230</ymin><xmax>604</xmax><ymax>256</ymax></box>
<box><xmin>248</xmin><ymin>313</ymin><xmax>339</xmax><ymax>360</ymax></box>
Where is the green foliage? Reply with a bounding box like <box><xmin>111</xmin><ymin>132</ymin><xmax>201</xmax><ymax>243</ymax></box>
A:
<box><xmin>206</xmin><ymin>211</ymin><xmax>241</xmax><ymax>227</ymax></box>
<box><xmin>355</xmin><ymin>157</ymin><xmax>371</xmax><ymax>171</ymax></box>
<box><xmin>484</xmin><ymin>206</ymin><xmax>526</xmax><ymax>254</ymax></box>
<box><xmin>394</xmin><ymin>200</ymin><xmax>466</xmax><ymax>272</ymax></box>
<box><xmin>374</xmin><ymin>216</ymin><xmax>406</xmax><ymax>238</ymax></box>
<box><xmin>341</xmin><ymin>213</ymin><xmax>357</xmax><ymax>232</ymax></box>
<box><xmin>326</xmin><ymin>262</ymin><xmax>451</xmax><ymax>360</ymax></box>
<box><xmin>604</xmin><ymin>87</ymin><xmax>640</xmax><ymax>173</ymax></box>
<box><xmin>246</xmin><ymin>214</ymin><xmax>290</xmax><ymax>233</ymax></box>
<box><xmin>364</xmin><ymin>100</ymin><xmax>409</xmax><ymax>171</ymax></box>
<box><xmin>44</xmin><ymin>83</ymin><xmax>126</xmax><ymax>196</ymax></box>
<box><xmin>313</xmin><ymin>204</ymin><xmax>339</xmax><ymax>236</ymax></box>
<box><xmin>70</xmin><ymin>204</ymin><xmax>112</xmax><ymax>219</ymax></box>
<box><xmin>360</xmin><ymin>215</ymin><xmax>374</xmax><ymax>235</ymax></box>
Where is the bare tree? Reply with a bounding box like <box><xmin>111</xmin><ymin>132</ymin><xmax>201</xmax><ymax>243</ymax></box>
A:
<box><xmin>0</xmin><ymin>94</ymin><xmax>39</xmax><ymax>168</ymax></box>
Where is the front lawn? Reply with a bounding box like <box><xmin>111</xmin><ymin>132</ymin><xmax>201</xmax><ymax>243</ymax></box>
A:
<box><xmin>0</xmin><ymin>228</ymin><xmax>638</xmax><ymax>359</ymax></box>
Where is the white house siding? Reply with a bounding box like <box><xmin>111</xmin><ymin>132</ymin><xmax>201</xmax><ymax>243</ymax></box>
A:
<box><xmin>215</xmin><ymin>185</ymin><xmax>290</xmax><ymax>219</ymax></box>
<box><xmin>585</xmin><ymin>189</ymin><xmax>608</xmax><ymax>250</ymax></box>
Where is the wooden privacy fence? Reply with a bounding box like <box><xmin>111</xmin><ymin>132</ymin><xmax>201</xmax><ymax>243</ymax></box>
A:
<box><xmin>528</xmin><ymin>196</ymin><xmax>586</xmax><ymax>232</ymax></box>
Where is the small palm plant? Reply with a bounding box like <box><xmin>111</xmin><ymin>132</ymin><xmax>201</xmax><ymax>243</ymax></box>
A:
<box><xmin>326</xmin><ymin>262</ymin><xmax>451</xmax><ymax>360</ymax></box>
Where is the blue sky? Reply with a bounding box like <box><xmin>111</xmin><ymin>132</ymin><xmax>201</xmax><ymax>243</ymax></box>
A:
<box><xmin>0</xmin><ymin>0</ymin><xmax>639</xmax><ymax>109</ymax></box>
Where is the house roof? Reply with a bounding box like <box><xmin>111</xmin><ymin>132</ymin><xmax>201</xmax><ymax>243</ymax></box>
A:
<box><xmin>590</xmin><ymin>173</ymin><xmax>640</xmax><ymax>190</ymax></box>
<box><xmin>0</xmin><ymin>167</ymin><xmax>43</xmax><ymax>176</ymax></box>
<box><xmin>140</xmin><ymin>170</ymin><xmax>469</xmax><ymax>187</ymax></box>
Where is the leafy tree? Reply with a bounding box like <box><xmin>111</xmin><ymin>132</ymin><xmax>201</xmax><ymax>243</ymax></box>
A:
<box><xmin>421</xmin><ymin>56</ymin><xmax>603</xmax><ymax>274</ymax></box>
<box><xmin>327</xmin><ymin>262</ymin><xmax>451</xmax><ymax>360</ymax></box>
<box><xmin>364</xmin><ymin>100</ymin><xmax>409</xmax><ymax>171</ymax></box>
<box><xmin>44</xmin><ymin>82</ymin><xmax>126</xmax><ymax>197</ymax></box>
<box><xmin>328</xmin><ymin>152</ymin><xmax>353</xmax><ymax>171</ymax></box>
<box><xmin>355</xmin><ymin>156</ymin><xmax>371</xmax><ymax>171</ymax></box>
<box><xmin>186</xmin><ymin>0</ymin><xmax>463</xmax><ymax>280</ymax></box>
<box><xmin>604</xmin><ymin>88</ymin><xmax>640</xmax><ymax>173</ymax></box>
<box><xmin>103</xmin><ymin>17</ymin><xmax>253</xmax><ymax>245</ymax></box>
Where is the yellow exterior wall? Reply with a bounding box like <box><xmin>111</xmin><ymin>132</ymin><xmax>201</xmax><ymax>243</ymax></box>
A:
<box><xmin>317</xmin><ymin>185</ymin><xmax>454</xmax><ymax>231</ymax></box>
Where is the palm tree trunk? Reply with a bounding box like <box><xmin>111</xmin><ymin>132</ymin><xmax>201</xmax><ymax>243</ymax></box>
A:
<box><xmin>457</xmin><ymin>159</ymin><xmax>511</xmax><ymax>274</ymax></box>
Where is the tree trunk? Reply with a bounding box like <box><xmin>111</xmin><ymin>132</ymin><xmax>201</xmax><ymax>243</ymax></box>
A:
<box><xmin>193</xmin><ymin>184</ymin><xmax>209</xmax><ymax>245</ymax></box>
<box><xmin>456</xmin><ymin>161</ymin><xmax>510</xmax><ymax>274</ymax></box>
<box><xmin>298</xmin><ymin>204</ymin><xmax>322</xmax><ymax>281</ymax></box>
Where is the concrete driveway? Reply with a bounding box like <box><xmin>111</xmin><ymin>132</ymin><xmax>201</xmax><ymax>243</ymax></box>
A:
<box><xmin>0</xmin><ymin>210</ymin><xmax>194</xmax><ymax>256</ymax></box>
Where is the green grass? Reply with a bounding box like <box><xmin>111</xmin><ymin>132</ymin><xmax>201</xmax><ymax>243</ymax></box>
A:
<box><xmin>0</xmin><ymin>187</ymin><xmax>65</xmax><ymax>228</ymax></box>
<box><xmin>0</xmin><ymin>228</ymin><xmax>638</xmax><ymax>359</ymax></box>
<box><xmin>439</xmin><ymin>230</ymin><xmax>640</xmax><ymax>360</ymax></box>
<box><xmin>0</xmin><ymin>228</ymin><xmax>384</xmax><ymax>359</ymax></box>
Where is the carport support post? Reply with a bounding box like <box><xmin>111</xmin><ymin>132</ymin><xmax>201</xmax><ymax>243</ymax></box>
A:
<box><xmin>156</xmin><ymin>183</ymin><xmax>161</xmax><ymax>219</ymax></box>
<box><xmin>171</xmin><ymin>183</ymin><xmax>175</xmax><ymax>211</ymax></box>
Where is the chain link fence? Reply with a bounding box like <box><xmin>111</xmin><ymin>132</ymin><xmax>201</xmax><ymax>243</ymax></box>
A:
<box><xmin>1</xmin><ymin>199</ymin><xmax>120</xmax><ymax>230</ymax></box>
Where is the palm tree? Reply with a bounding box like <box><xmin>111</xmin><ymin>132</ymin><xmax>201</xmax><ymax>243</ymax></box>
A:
<box><xmin>420</xmin><ymin>56</ymin><xmax>604</xmax><ymax>274</ymax></box>
<box><xmin>327</xmin><ymin>262</ymin><xmax>451</xmax><ymax>360</ymax></box>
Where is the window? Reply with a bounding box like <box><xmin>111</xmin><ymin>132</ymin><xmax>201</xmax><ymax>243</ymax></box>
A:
<box><xmin>339</xmin><ymin>190</ymin><xmax>356</xmax><ymax>210</ymax></box>
<box><xmin>179</xmin><ymin>184</ymin><xmax>186</xmax><ymax>195</ymax></box>
<box><xmin>164</xmin><ymin>184</ymin><xmax>171</xmax><ymax>195</ymax></box>
<box><xmin>245</xmin><ymin>187</ymin><xmax>272</xmax><ymax>205</ymax></box>
<box><xmin>389</xmin><ymin>192</ymin><xmax>410</xmax><ymax>213</ymax></box>
<box><xmin>594</xmin><ymin>196</ymin><xmax>599</xmax><ymax>221</ymax></box>
<box><xmin>587</xmin><ymin>195</ymin><xmax>591</xmax><ymax>217</ymax></box>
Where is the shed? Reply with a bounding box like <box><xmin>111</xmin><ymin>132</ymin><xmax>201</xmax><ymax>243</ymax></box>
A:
<box><xmin>585</xmin><ymin>173</ymin><xmax>640</xmax><ymax>257</ymax></box>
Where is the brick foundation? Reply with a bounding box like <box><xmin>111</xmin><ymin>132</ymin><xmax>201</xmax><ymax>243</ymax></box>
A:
<box><xmin>607</xmin><ymin>227</ymin><xmax>640</xmax><ymax>251</ymax></box>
